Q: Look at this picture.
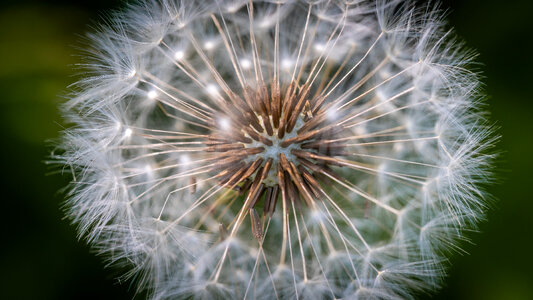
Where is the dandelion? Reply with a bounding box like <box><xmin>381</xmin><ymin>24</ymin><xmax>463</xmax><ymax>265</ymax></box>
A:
<box><xmin>55</xmin><ymin>0</ymin><xmax>496</xmax><ymax>299</ymax></box>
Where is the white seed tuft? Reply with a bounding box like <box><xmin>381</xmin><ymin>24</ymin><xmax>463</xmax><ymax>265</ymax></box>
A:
<box><xmin>54</xmin><ymin>0</ymin><xmax>496</xmax><ymax>299</ymax></box>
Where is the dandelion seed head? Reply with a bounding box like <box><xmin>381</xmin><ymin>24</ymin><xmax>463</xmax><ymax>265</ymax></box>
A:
<box><xmin>55</xmin><ymin>0</ymin><xmax>496</xmax><ymax>299</ymax></box>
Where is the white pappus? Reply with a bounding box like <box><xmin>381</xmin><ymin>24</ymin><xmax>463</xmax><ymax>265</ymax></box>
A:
<box><xmin>54</xmin><ymin>0</ymin><xmax>496</xmax><ymax>299</ymax></box>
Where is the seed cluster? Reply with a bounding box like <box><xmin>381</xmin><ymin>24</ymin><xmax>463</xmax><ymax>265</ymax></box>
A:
<box><xmin>203</xmin><ymin>82</ymin><xmax>345</xmax><ymax>239</ymax></box>
<box><xmin>57</xmin><ymin>1</ymin><xmax>494</xmax><ymax>298</ymax></box>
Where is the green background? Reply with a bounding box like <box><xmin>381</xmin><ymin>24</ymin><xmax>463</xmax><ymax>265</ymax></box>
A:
<box><xmin>0</xmin><ymin>0</ymin><xmax>531</xmax><ymax>299</ymax></box>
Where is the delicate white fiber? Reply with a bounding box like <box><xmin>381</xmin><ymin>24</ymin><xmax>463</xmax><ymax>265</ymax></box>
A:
<box><xmin>55</xmin><ymin>0</ymin><xmax>496</xmax><ymax>299</ymax></box>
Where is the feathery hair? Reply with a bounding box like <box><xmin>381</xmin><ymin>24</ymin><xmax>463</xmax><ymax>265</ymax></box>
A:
<box><xmin>55</xmin><ymin>0</ymin><xmax>496</xmax><ymax>299</ymax></box>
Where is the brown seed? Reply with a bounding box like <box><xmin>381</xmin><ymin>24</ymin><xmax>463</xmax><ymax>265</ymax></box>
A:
<box><xmin>238</xmin><ymin>179</ymin><xmax>252</xmax><ymax>195</ymax></box>
<box><xmin>271</xmin><ymin>82</ymin><xmax>281</xmax><ymax>128</ymax></box>
<box><xmin>268</xmin><ymin>185</ymin><xmax>279</xmax><ymax>216</ymax></box>
<box><xmin>250</xmin><ymin>208</ymin><xmax>263</xmax><ymax>241</ymax></box>
<box><xmin>189</xmin><ymin>176</ymin><xmax>197</xmax><ymax>194</ymax></box>
<box><xmin>277</xmin><ymin>167</ymin><xmax>290</xmax><ymax>215</ymax></box>
<box><xmin>298</xmin><ymin>166</ymin><xmax>321</xmax><ymax>198</ymax></box>
<box><xmin>262</xmin><ymin>115</ymin><xmax>274</xmax><ymax>136</ymax></box>
<box><xmin>205</xmin><ymin>143</ymin><xmax>245</xmax><ymax>152</ymax></box>
<box><xmin>219</xmin><ymin>223</ymin><xmax>229</xmax><ymax>241</ymax></box>
<box><xmin>263</xmin><ymin>187</ymin><xmax>273</xmax><ymax>214</ymax></box>
<box><xmin>286</xmin><ymin>84</ymin><xmax>311</xmax><ymax>133</ymax></box>
<box><xmin>249</xmin><ymin>184</ymin><xmax>265</xmax><ymax>208</ymax></box>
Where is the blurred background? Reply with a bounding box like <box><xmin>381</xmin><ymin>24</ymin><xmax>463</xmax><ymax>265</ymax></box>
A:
<box><xmin>0</xmin><ymin>0</ymin><xmax>531</xmax><ymax>299</ymax></box>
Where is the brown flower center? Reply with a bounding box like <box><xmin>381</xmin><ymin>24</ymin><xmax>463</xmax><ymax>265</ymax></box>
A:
<box><xmin>202</xmin><ymin>82</ymin><xmax>345</xmax><ymax>239</ymax></box>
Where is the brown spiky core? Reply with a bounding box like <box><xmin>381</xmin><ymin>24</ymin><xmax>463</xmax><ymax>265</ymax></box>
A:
<box><xmin>203</xmin><ymin>82</ymin><xmax>345</xmax><ymax>239</ymax></box>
